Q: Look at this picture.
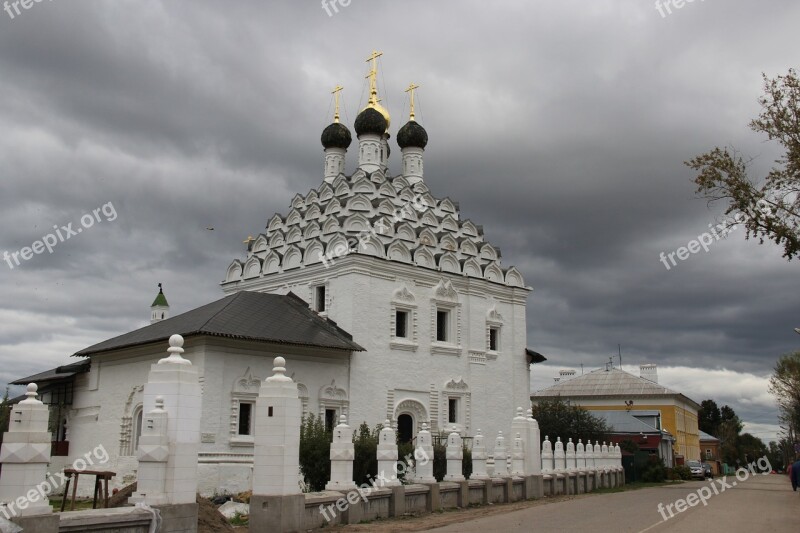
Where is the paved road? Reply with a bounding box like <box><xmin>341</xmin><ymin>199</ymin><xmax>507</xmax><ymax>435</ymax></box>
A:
<box><xmin>425</xmin><ymin>474</ymin><xmax>797</xmax><ymax>532</ymax></box>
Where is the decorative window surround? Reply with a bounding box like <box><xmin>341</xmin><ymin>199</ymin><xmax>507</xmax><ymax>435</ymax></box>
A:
<box><xmin>431</xmin><ymin>279</ymin><xmax>462</xmax><ymax>356</ymax></box>
<box><xmin>119</xmin><ymin>385</ymin><xmax>144</xmax><ymax>456</ymax></box>
<box><xmin>309</xmin><ymin>280</ymin><xmax>331</xmax><ymax>316</ymax></box>
<box><xmin>318</xmin><ymin>379</ymin><xmax>349</xmax><ymax>420</ymax></box>
<box><xmin>230</xmin><ymin>368</ymin><xmax>261</xmax><ymax>447</ymax></box>
<box><xmin>442</xmin><ymin>377</ymin><xmax>470</xmax><ymax>433</ymax></box>
<box><xmin>486</xmin><ymin>300</ymin><xmax>504</xmax><ymax>360</ymax></box>
<box><xmin>390</xmin><ymin>283</ymin><xmax>418</xmax><ymax>351</ymax></box>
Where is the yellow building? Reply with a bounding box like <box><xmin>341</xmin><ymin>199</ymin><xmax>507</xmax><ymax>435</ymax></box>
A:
<box><xmin>531</xmin><ymin>365</ymin><xmax>701</xmax><ymax>462</ymax></box>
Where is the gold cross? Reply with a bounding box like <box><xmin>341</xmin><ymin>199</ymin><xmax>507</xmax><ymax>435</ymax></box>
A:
<box><xmin>243</xmin><ymin>235</ymin><xmax>255</xmax><ymax>245</ymax></box>
<box><xmin>331</xmin><ymin>85</ymin><xmax>343</xmax><ymax>123</ymax></box>
<box><xmin>365</xmin><ymin>50</ymin><xmax>383</xmax><ymax>105</ymax></box>
<box><xmin>405</xmin><ymin>82</ymin><xmax>420</xmax><ymax>121</ymax></box>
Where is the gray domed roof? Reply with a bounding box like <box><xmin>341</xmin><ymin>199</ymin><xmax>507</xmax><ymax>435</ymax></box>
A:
<box><xmin>321</xmin><ymin>122</ymin><xmax>352</xmax><ymax>149</ymax></box>
<box><xmin>354</xmin><ymin>107</ymin><xmax>388</xmax><ymax>137</ymax></box>
<box><xmin>397</xmin><ymin>120</ymin><xmax>428</xmax><ymax>149</ymax></box>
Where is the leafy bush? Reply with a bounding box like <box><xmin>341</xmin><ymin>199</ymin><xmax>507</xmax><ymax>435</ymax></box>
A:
<box><xmin>673</xmin><ymin>465</ymin><xmax>692</xmax><ymax>480</ymax></box>
<box><xmin>433</xmin><ymin>434</ymin><xmax>447</xmax><ymax>481</ymax></box>
<box><xmin>462</xmin><ymin>445</ymin><xmax>472</xmax><ymax>480</ymax></box>
<box><xmin>353</xmin><ymin>422</ymin><xmax>380</xmax><ymax>486</ymax></box>
<box><xmin>397</xmin><ymin>441</ymin><xmax>415</xmax><ymax>483</ymax></box>
<box><xmin>299</xmin><ymin>414</ymin><xmax>331</xmax><ymax>492</ymax></box>
<box><xmin>641</xmin><ymin>456</ymin><xmax>667</xmax><ymax>483</ymax></box>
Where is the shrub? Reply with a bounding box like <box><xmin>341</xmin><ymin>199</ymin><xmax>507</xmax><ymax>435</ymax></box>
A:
<box><xmin>433</xmin><ymin>434</ymin><xmax>447</xmax><ymax>481</ymax></box>
<box><xmin>353</xmin><ymin>422</ymin><xmax>380</xmax><ymax>486</ymax></box>
<box><xmin>462</xmin><ymin>445</ymin><xmax>472</xmax><ymax>480</ymax></box>
<box><xmin>673</xmin><ymin>465</ymin><xmax>692</xmax><ymax>480</ymax></box>
<box><xmin>641</xmin><ymin>456</ymin><xmax>667</xmax><ymax>483</ymax></box>
<box><xmin>397</xmin><ymin>441</ymin><xmax>415</xmax><ymax>483</ymax></box>
<box><xmin>299</xmin><ymin>414</ymin><xmax>331</xmax><ymax>492</ymax></box>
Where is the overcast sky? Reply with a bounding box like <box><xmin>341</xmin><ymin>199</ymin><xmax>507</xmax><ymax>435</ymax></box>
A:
<box><xmin>0</xmin><ymin>1</ymin><xmax>797</xmax><ymax>443</ymax></box>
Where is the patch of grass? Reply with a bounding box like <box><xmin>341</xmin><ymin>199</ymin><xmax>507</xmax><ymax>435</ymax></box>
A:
<box><xmin>49</xmin><ymin>498</ymin><xmax>96</xmax><ymax>512</ymax></box>
<box><xmin>229</xmin><ymin>511</ymin><xmax>249</xmax><ymax>526</ymax></box>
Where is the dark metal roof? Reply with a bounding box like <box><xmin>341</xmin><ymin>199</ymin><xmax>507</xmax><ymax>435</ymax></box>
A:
<box><xmin>74</xmin><ymin>291</ymin><xmax>364</xmax><ymax>357</ymax></box>
<box><xmin>526</xmin><ymin>348</ymin><xmax>548</xmax><ymax>364</ymax></box>
<box><xmin>10</xmin><ymin>359</ymin><xmax>90</xmax><ymax>386</ymax></box>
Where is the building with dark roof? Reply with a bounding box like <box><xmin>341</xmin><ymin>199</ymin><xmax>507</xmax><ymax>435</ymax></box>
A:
<box><xmin>11</xmin><ymin>53</ymin><xmax>544</xmax><ymax>496</ymax></box>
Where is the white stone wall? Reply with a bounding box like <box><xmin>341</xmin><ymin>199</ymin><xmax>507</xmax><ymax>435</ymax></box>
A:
<box><xmin>225</xmin><ymin>254</ymin><xmax>531</xmax><ymax>445</ymax></box>
<box><xmin>61</xmin><ymin>338</ymin><xmax>352</xmax><ymax>496</ymax></box>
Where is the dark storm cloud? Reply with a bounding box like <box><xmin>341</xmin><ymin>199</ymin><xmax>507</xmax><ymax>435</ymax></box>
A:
<box><xmin>0</xmin><ymin>0</ymin><xmax>798</xmax><ymax>437</ymax></box>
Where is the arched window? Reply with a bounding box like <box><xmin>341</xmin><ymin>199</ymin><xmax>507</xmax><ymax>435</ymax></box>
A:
<box><xmin>130</xmin><ymin>406</ymin><xmax>143</xmax><ymax>455</ymax></box>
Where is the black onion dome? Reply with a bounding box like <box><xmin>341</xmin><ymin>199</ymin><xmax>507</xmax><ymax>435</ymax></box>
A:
<box><xmin>321</xmin><ymin>122</ymin><xmax>352</xmax><ymax>149</ymax></box>
<box><xmin>397</xmin><ymin>120</ymin><xmax>428</xmax><ymax>149</ymax></box>
<box><xmin>354</xmin><ymin>107</ymin><xmax>388</xmax><ymax>136</ymax></box>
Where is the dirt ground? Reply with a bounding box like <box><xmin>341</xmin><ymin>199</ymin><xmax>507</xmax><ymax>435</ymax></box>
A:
<box><xmin>197</xmin><ymin>496</ymin><xmax>235</xmax><ymax>533</ymax></box>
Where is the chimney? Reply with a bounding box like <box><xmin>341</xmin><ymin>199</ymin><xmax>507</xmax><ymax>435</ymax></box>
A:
<box><xmin>559</xmin><ymin>369</ymin><xmax>576</xmax><ymax>381</ymax></box>
<box><xmin>640</xmin><ymin>364</ymin><xmax>658</xmax><ymax>384</ymax></box>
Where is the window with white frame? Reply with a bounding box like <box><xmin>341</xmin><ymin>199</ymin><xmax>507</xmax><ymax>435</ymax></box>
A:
<box><xmin>430</xmin><ymin>279</ymin><xmax>461</xmax><ymax>356</ymax></box>
<box><xmin>230</xmin><ymin>368</ymin><xmax>262</xmax><ymax>446</ymax></box>
<box><xmin>448</xmin><ymin>398</ymin><xmax>459</xmax><ymax>424</ymax></box>
<box><xmin>442</xmin><ymin>377</ymin><xmax>470</xmax><ymax>431</ymax></box>
<box><xmin>436</xmin><ymin>309</ymin><xmax>450</xmax><ymax>342</ymax></box>
<box><xmin>238</xmin><ymin>402</ymin><xmax>254</xmax><ymax>436</ymax></box>
<box><xmin>314</xmin><ymin>284</ymin><xmax>327</xmax><ymax>313</ymax></box>
<box><xmin>395</xmin><ymin>309</ymin><xmax>409</xmax><ymax>338</ymax></box>
<box><xmin>390</xmin><ymin>284</ymin><xmax>418</xmax><ymax>351</ymax></box>
<box><xmin>485</xmin><ymin>300</ymin><xmax>504</xmax><ymax>360</ymax></box>
<box><xmin>488</xmin><ymin>326</ymin><xmax>500</xmax><ymax>352</ymax></box>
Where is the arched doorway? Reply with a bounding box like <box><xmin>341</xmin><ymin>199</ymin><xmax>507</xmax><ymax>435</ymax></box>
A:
<box><xmin>397</xmin><ymin>414</ymin><xmax>414</xmax><ymax>444</ymax></box>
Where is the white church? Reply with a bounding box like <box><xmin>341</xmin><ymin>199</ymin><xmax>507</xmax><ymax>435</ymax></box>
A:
<box><xmin>11</xmin><ymin>53</ymin><xmax>545</xmax><ymax>496</ymax></box>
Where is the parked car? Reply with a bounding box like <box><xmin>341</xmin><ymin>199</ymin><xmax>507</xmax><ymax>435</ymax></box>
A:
<box><xmin>702</xmin><ymin>462</ymin><xmax>713</xmax><ymax>478</ymax></box>
<box><xmin>687</xmin><ymin>460</ymin><xmax>705</xmax><ymax>480</ymax></box>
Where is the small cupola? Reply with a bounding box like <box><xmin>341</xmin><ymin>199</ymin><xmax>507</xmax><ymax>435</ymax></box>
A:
<box><xmin>150</xmin><ymin>283</ymin><xmax>170</xmax><ymax>324</ymax></box>
<box><xmin>397</xmin><ymin>83</ymin><xmax>428</xmax><ymax>184</ymax></box>
<box><xmin>321</xmin><ymin>85</ymin><xmax>352</xmax><ymax>182</ymax></box>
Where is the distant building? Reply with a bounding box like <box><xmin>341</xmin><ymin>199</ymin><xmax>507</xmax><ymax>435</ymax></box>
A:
<box><xmin>590</xmin><ymin>410</ymin><xmax>675</xmax><ymax>467</ymax></box>
<box><xmin>699</xmin><ymin>430</ymin><xmax>721</xmax><ymax>474</ymax></box>
<box><xmin>532</xmin><ymin>364</ymin><xmax>701</xmax><ymax>462</ymax></box>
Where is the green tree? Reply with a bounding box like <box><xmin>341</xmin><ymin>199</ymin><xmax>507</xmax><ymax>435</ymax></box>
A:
<box><xmin>618</xmin><ymin>439</ymin><xmax>640</xmax><ymax>455</ymax></box>
<box><xmin>686</xmin><ymin>68</ymin><xmax>800</xmax><ymax>260</ymax></box>
<box><xmin>769</xmin><ymin>351</ymin><xmax>800</xmax><ymax>446</ymax></box>
<box><xmin>718</xmin><ymin>405</ymin><xmax>744</xmax><ymax>464</ymax></box>
<box><xmin>767</xmin><ymin>440</ymin><xmax>785</xmax><ymax>472</ymax></box>
<box><xmin>698</xmin><ymin>399</ymin><xmax>722</xmax><ymax>437</ymax></box>
<box><xmin>530</xmin><ymin>398</ymin><xmax>609</xmax><ymax>445</ymax></box>
<box><xmin>736</xmin><ymin>433</ymin><xmax>768</xmax><ymax>466</ymax></box>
